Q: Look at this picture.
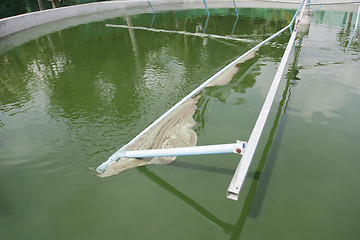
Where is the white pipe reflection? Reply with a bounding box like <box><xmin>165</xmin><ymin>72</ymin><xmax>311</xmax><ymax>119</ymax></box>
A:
<box><xmin>106</xmin><ymin>24</ymin><xmax>254</xmax><ymax>43</ymax></box>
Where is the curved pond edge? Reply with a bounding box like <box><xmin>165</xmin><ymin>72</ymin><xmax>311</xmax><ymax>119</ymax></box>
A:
<box><xmin>0</xmin><ymin>0</ymin><xmax>295</xmax><ymax>54</ymax></box>
<box><xmin>1</xmin><ymin>0</ymin><xmax>359</xmax><ymax>39</ymax></box>
<box><xmin>0</xmin><ymin>0</ymin><xmax>302</xmax><ymax>39</ymax></box>
<box><xmin>0</xmin><ymin>0</ymin><xmax>358</xmax><ymax>54</ymax></box>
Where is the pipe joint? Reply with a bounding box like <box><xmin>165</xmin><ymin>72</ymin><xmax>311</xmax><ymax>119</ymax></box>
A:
<box><xmin>233</xmin><ymin>140</ymin><xmax>247</xmax><ymax>155</ymax></box>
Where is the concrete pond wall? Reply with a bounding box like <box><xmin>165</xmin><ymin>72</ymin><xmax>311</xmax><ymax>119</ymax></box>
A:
<box><xmin>0</xmin><ymin>0</ymin><xmax>358</xmax><ymax>41</ymax></box>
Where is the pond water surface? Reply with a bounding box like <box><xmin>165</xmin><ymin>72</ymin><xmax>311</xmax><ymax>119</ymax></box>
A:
<box><xmin>0</xmin><ymin>7</ymin><xmax>359</xmax><ymax>240</ymax></box>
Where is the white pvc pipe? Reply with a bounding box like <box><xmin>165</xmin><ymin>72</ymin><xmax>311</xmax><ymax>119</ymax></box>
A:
<box><xmin>118</xmin><ymin>141</ymin><xmax>246</xmax><ymax>159</ymax></box>
<box><xmin>227</xmin><ymin>3</ymin><xmax>307</xmax><ymax>201</ymax></box>
<box><xmin>307</xmin><ymin>1</ymin><xmax>360</xmax><ymax>5</ymax></box>
<box><xmin>96</xmin><ymin>142</ymin><xmax>246</xmax><ymax>173</ymax></box>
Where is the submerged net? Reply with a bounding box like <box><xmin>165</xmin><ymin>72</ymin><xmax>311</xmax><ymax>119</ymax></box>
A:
<box><xmin>99</xmin><ymin>96</ymin><xmax>199</xmax><ymax>177</ymax></box>
<box><xmin>98</xmin><ymin>52</ymin><xmax>256</xmax><ymax>177</ymax></box>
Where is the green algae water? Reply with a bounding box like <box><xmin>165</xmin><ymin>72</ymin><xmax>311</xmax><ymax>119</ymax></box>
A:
<box><xmin>1</xmin><ymin>7</ymin><xmax>360</xmax><ymax>240</ymax></box>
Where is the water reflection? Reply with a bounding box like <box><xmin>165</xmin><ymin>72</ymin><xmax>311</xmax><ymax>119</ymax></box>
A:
<box><xmin>336</xmin><ymin>10</ymin><xmax>360</xmax><ymax>51</ymax></box>
<box><xmin>2</xmin><ymin>6</ymin><xmax>358</xmax><ymax>240</ymax></box>
<box><xmin>206</xmin><ymin>56</ymin><xmax>260</xmax><ymax>103</ymax></box>
<box><xmin>137</xmin><ymin>37</ymin><xmax>304</xmax><ymax>239</ymax></box>
<box><xmin>248</xmin><ymin>36</ymin><xmax>304</xmax><ymax>218</ymax></box>
<box><xmin>193</xmin><ymin>56</ymin><xmax>260</xmax><ymax>132</ymax></box>
<box><xmin>138</xmin><ymin>166</ymin><xmax>234</xmax><ymax>232</ymax></box>
<box><xmin>287</xmin><ymin>11</ymin><xmax>360</xmax><ymax>123</ymax></box>
<box><xmin>171</xmin><ymin>161</ymin><xmax>234</xmax><ymax>175</ymax></box>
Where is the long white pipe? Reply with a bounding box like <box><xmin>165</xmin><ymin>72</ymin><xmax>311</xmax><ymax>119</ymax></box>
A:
<box><xmin>115</xmin><ymin>141</ymin><xmax>246</xmax><ymax>159</ymax></box>
<box><xmin>227</xmin><ymin>3</ymin><xmax>307</xmax><ymax>201</ymax></box>
<box><xmin>307</xmin><ymin>1</ymin><xmax>360</xmax><ymax>5</ymax></box>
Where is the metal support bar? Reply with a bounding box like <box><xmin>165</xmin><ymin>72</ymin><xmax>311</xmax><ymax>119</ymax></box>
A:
<box><xmin>203</xmin><ymin>0</ymin><xmax>210</xmax><ymax>16</ymax></box>
<box><xmin>150</xmin><ymin>13</ymin><xmax>156</xmax><ymax>27</ymax></box>
<box><xmin>148</xmin><ymin>1</ymin><xmax>156</xmax><ymax>14</ymax></box>
<box><xmin>346</xmin><ymin>3</ymin><xmax>360</xmax><ymax>51</ymax></box>
<box><xmin>233</xmin><ymin>0</ymin><xmax>239</xmax><ymax>17</ymax></box>
<box><xmin>112</xmin><ymin>141</ymin><xmax>246</xmax><ymax>159</ymax></box>
<box><xmin>312</xmin><ymin>0</ymin><xmax>324</xmax><ymax>15</ymax></box>
<box><xmin>307</xmin><ymin>1</ymin><xmax>360</xmax><ymax>5</ymax></box>
<box><xmin>203</xmin><ymin>15</ymin><xmax>210</xmax><ymax>33</ymax></box>
<box><xmin>231</xmin><ymin>0</ymin><xmax>239</xmax><ymax>36</ymax></box>
<box><xmin>97</xmin><ymin>142</ymin><xmax>246</xmax><ymax>173</ymax></box>
<box><xmin>290</xmin><ymin>0</ymin><xmax>306</xmax><ymax>31</ymax></box>
<box><xmin>231</xmin><ymin>16</ymin><xmax>239</xmax><ymax>36</ymax></box>
<box><xmin>227</xmin><ymin>3</ymin><xmax>307</xmax><ymax>201</ymax></box>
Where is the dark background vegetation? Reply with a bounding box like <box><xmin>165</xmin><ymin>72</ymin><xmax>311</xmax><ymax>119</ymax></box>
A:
<box><xmin>0</xmin><ymin>0</ymin><xmax>107</xmax><ymax>19</ymax></box>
